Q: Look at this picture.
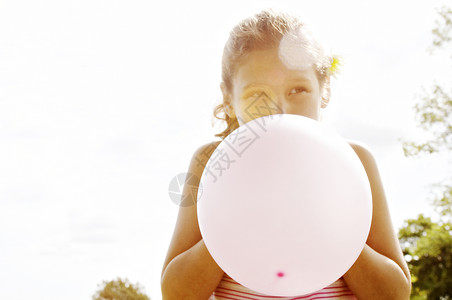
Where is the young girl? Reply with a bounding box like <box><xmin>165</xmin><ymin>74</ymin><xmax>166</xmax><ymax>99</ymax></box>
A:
<box><xmin>161</xmin><ymin>9</ymin><xmax>411</xmax><ymax>300</ymax></box>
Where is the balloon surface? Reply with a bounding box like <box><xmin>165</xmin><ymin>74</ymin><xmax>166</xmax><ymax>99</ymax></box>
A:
<box><xmin>197</xmin><ymin>114</ymin><xmax>372</xmax><ymax>296</ymax></box>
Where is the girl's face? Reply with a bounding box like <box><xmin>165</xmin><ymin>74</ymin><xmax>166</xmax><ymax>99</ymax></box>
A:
<box><xmin>224</xmin><ymin>46</ymin><xmax>326</xmax><ymax>126</ymax></box>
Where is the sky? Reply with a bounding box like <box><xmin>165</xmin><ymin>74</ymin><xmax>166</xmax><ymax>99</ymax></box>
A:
<box><xmin>0</xmin><ymin>0</ymin><xmax>451</xmax><ymax>299</ymax></box>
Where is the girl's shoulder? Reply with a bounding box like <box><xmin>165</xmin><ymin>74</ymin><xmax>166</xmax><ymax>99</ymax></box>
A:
<box><xmin>347</xmin><ymin>140</ymin><xmax>377</xmax><ymax>167</ymax></box>
<box><xmin>346</xmin><ymin>140</ymin><xmax>383</xmax><ymax>182</ymax></box>
<box><xmin>197</xmin><ymin>140</ymin><xmax>222</xmax><ymax>157</ymax></box>
<box><xmin>191</xmin><ymin>140</ymin><xmax>223</xmax><ymax>169</ymax></box>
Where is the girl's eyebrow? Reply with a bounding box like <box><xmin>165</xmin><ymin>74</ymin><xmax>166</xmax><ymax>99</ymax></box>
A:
<box><xmin>241</xmin><ymin>83</ymin><xmax>268</xmax><ymax>91</ymax></box>
<box><xmin>240</xmin><ymin>84</ymin><xmax>277</xmax><ymax>99</ymax></box>
<box><xmin>240</xmin><ymin>75</ymin><xmax>313</xmax><ymax>92</ymax></box>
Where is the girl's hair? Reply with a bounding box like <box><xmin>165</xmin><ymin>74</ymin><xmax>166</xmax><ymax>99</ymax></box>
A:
<box><xmin>212</xmin><ymin>8</ymin><xmax>335</xmax><ymax>141</ymax></box>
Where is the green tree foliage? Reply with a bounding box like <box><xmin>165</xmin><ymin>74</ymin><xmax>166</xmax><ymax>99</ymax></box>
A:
<box><xmin>402</xmin><ymin>6</ymin><xmax>452</xmax><ymax>157</ymax></box>
<box><xmin>399</xmin><ymin>215</ymin><xmax>452</xmax><ymax>299</ymax></box>
<box><xmin>431</xmin><ymin>6</ymin><xmax>452</xmax><ymax>50</ymax></box>
<box><xmin>402</xmin><ymin>82</ymin><xmax>452</xmax><ymax>157</ymax></box>
<box><xmin>402</xmin><ymin>84</ymin><xmax>452</xmax><ymax>157</ymax></box>
<box><xmin>431</xmin><ymin>183</ymin><xmax>452</xmax><ymax>220</ymax></box>
<box><xmin>399</xmin><ymin>5</ymin><xmax>452</xmax><ymax>300</ymax></box>
<box><xmin>92</xmin><ymin>277</ymin><xmax>151</xmax><ymax>300</ymax></box>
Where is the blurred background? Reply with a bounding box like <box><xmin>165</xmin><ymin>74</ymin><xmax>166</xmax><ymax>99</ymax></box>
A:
<box><xmin>0</xmin><ymin>0</ymin><xmax>450</xmax><ymax>299</ymax></box>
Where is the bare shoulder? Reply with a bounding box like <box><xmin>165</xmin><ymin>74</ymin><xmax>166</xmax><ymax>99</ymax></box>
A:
<box><xmin>347</xmin><ymin>140</ymin><xmax>377</xmax><ymax>168</ymax></box>
<box><xmin>347</xmin><ymin>139</ymin><xmax>370</xmax><ymax>153</ymax></box>
<box><xmin>346</xmin><ymin>140</ymin><xmax>382</xmax><ymax>200</ymax></box>
<box><xmin>191</xmin><ymin>140</ymin><xmax>222</xmax><ymax>171</ymax></box>
<box><xmin>196</xmin><ymin>140</ymin><xmax>222</xmax><ymax>157</ymax></box>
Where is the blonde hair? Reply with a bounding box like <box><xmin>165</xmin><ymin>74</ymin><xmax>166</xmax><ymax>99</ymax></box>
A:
<box><xmin>212</xmin><ymin>9</ymin><xmax>336</xmax><ymax>141</ymax></box>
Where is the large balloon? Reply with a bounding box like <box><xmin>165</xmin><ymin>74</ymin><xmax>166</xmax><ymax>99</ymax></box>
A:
<box><xmin>197</xmin><ymin>114</ymin><xmax>372</xmax><ymax>296</ymax></box>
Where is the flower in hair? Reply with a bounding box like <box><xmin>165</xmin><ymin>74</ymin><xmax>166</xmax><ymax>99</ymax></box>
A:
<box><xmin>328</xmin><ymin>55</ymin><xmax>341</xmax><ymax>78</ymax></box>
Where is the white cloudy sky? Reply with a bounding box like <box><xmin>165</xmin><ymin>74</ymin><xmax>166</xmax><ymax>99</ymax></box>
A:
<box><xmin>0</xmin><ymin>0</ymin><xmax>451</xmax><ymax>299</ymax></box>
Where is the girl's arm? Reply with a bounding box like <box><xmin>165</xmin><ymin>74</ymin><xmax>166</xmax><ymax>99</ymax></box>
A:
<box><xmin>161</xmin><ymin>239</ymin><xmax>224</xmax><ymax>299</ymax></box>
<box><xmin>343</xmin><ymin>142</ymin><xmax>411</xmax><ymax>299</ymax></box>
<box><xmin>161</xmin><ymin>142</ymin><xmax>224</xmax><ymax>299</ymax></box>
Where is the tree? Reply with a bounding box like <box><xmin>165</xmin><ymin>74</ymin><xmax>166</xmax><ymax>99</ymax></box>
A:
<box><xmin>399</xmin><ymin>215</ymin><xmax>452</xmax><ymax>299</ymax></box>
<box><xmin>399</xmin><ymin>5</ymin><xmax>452</xmax><ymax>300</ymax></box>
<box><xmin>402</xmin><ymin>5</ymin><xmax>452</xmax><ymax>158</ymax></box>
<box><xmin>92</xmin><ymin>277</ymin><xmax>151</xmax><ymax>300</ymax></box>
<box><xmin>402</xmin><ymin>83</ymin><xmax>452</xmax><ymax>157</ymax></box>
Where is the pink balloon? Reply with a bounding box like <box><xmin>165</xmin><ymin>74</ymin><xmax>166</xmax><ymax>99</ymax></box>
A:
<box><xmin>197</xmin><ymin>114</ymin><xmax>372</xmax><ymax>296</ymax></box>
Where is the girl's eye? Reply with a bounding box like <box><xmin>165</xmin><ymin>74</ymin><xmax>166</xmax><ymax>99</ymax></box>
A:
<box><xmin>289</xmin><ymin>87</ymin><xmax>306</xmax><ymax>95</ymax></box>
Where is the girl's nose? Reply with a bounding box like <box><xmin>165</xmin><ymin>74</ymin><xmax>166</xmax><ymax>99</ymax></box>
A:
<box><xmin>258</xmin><ymin>87</ymin><xmax>284</xmax><ymax>115</ymax></box>
<box><xmin>270</xmin><ymin>95</ymin><xmax>285</xmax><ymax>115</ymax></box>
<box><xmin>260</xmin><ymin>95</ymin><xmax>284</xmax><ymax>116</ymax></box>
<box><xmin>243</xmin><ymin>84</ymin><xmax>285</xmax><ymax>118</ymax></box>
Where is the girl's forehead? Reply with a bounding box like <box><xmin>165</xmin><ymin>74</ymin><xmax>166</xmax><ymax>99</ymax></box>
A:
<box><xmin>267</xmin><ymin>69</ymin><xmax>287</xmax><ymax>85</ymax></box>
<box><xmin>233</xmin><ymin>49</ymin><xmax>317</xmax><ymax>89</ymax></box>
<box><xmin>238</xmin><ymin>47</ymin><xmax>316</xmax><ymax>74</ymax></box>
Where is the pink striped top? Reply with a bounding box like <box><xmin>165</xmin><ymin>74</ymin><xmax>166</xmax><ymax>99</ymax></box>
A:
<box><xmin>209</xmin><ymin>272</ymin><xmax>357</xmax><ymax>300</ymax></box>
